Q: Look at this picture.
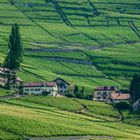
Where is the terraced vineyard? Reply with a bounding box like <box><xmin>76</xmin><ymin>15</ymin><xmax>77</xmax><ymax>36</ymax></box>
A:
<box><xmin>0</xmin><ymin>1</ymin><xmax>140</xmax><ymax>139</ymax></box>
<box><xmin>0</xmin><ymin>96</ymin><xmax>140</xmax><ymax>140</ymax></box>
<box><xmin>0</xmin><ymin>0</ymin><xmax>140</xmax><ymax>92</ymax></box>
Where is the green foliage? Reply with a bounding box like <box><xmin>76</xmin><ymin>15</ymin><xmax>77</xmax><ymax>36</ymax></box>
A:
<box><xmin>3</xmin><ymin>23</ymin><xmax>23</xmax><ymax>70</ymax></box>
<box><xmin>1</xmin><ymin>96</ymin><xmax>140</xmax><ymax>139</ymax></box>
<box><xmin>18</xmin><ymin>95</ymin><xmax>82</xmax><ymax>112</ymax></box>
<box><xmin>73</xmin><ymin>85</ymin><xmax>79</xmax><ymax>94</ymax></box>
<box><xmin>114</xmin><ymin>101</ymin><xmax>132</xmax><ymax>110</ymax></box>
<box><xmin>0</xmin><ymin>89</ymin><xmax>11</xmax><ymax>96</ymax></box>
<box><xmin>0</xmin><ymin>0</ymin><xmax>140</xmax><ymax>139</ymax></box>
<box><xmin>77</xmin><ymin>99</ymin><xmax>120</xmax><ymax>119</ymax></box>
<box><xmin>130</xmin><ymin>74</ymin><xmax>140</xmax><ymax>102</ymax></box>
<box><xmin>0</xmin><ymin>0</ymin><xmax>140</xmax><ymax>90</ymax></box>
<box><xmin>4</xmin><ymin>71</ymin><xmax>16</xmax><ymax>90</ymax></box>
<box><xmin>65</xmin><ymin>93</ymin><xmax>75</xmax><ymax>98</ymax></box>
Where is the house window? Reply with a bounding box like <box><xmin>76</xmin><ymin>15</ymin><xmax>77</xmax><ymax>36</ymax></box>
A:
<box><xmin>30</xmin><ymin>89</ymin><xmax>34</xmax><ymax>91</ymax></box>
<box><xmin>49</xmin><ymin>89</ymin><xmax>52</xmax><ymax>92</ymax></box>
<box><xmin>60</xmin><ymin>90</ymin><xmax>63</xmax><ymax>93</ymax></box>
<box><xmin>35</xmin><ymin>88</ymin><xmax>40</xmax><ymax>91</ymax></box>
<box><xmin>102</xmin><ymin>92</ymin><xmax>108</xmax><ymax>99</ymax></box>
<box><xmin>97</xmin><ymin>97</ymin><xmax>101</xmax><ymax>99</ymax></box>
<box><xmin>97</xmin><ymin>92</ymin><xmax>101</xmax><ymax>95</ymax></box>
<box><xmin>25</xmin><ymin>89</ymin><xmax>29</xmax><ymax>91</ymax></box>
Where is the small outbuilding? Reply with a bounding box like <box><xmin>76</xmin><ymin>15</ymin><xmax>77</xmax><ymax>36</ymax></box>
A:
<box><xmin>133</xmin><ymin>99</ymin><xmax>140</xmax><ymax>111</ymax></box>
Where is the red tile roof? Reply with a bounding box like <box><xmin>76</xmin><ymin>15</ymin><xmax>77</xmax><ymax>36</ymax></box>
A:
<box><xmin>111</xmin><ymin>93</ymin><xmax>131</xmax><ymax>100</ymax></box>
<box><xmin>47</xmin><ymin>82</ymin><xmax>57</xmax><ymax>87</ymax></box>
<box><xmin>23</xmin><ymin>82</ymin><xmax>56</xmax><ymax>87</ymax></box>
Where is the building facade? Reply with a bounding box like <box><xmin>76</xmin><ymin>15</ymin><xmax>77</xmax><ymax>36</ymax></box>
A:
<box><xmin>0</xmin><ymin>67</ymin><xmax>23</xmax><ymax>88</ymax></box>
<box><xmin>23</xmin><ymin>82</ymin><xmax>58</xmax><ymax>96</ymax></box>
<box><xmin>93</xmin><ymin>86</ymin><xmax>118</xmax><ymax>102</ymax></box>
<box><xmin>133</xmin><ymin>99</ymin><xmax>140</xmax><ymax>111</ymax></box>
<box><xmin>0</xmin><ymin>67</ymin><xmax>11</xmax><ymax>86</ymax></box>
<box><xmin>53</xmin><ymin>78</ymin><xmax>70</xmax><ymax>94</ymax></box>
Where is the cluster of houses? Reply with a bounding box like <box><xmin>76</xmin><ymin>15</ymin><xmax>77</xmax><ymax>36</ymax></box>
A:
<box><xmin>0</xmin><ymin>67</ymin><xmax>69</xmax><ymax>95</ymax></box>
<box><xmin>0</xmin><ymin>67</ymin><xmax>140</xmax><ymax>111</ymax></box>
<box><xmin>23</xmin><ymin>78</ymin><xmax>70</xmax><ymax>96</ymax></box>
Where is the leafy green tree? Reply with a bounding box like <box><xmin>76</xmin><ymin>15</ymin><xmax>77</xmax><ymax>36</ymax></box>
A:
<box><xmin>3</xmin><ymin>23</ymin><xmax>23</xmax><ymax>70</ymax></box>
<box><xmin>130</xmin><ymin>74</ymin><xmax>140</xmax><ymax>102</ymax></box>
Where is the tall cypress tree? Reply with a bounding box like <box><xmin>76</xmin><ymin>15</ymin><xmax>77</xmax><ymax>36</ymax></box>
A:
<box><xmin>3</xmin><ymin>23</ymin><xmax>23</xmax><ymax>70</ymax></box>
<box><xmin>130</xmin><ymin>74</ymin><xmax>140</xmax><ymax>103</ymax></box>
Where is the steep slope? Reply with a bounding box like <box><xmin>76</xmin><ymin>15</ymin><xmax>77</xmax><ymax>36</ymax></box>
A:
<box><xmin>0</xmin><ymin>0</ymin><xmax>140</xmax><ymax>92</ymax></box>
<box><xmin>0</xmin><ymin>96</ymin><xmax>140</xmax><ymax>140</ymax></box>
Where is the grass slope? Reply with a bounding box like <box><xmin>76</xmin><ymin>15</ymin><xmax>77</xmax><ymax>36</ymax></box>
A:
<box><xmin>0</xmin><ymin>0</ymin><xmax>140</xmax><ymax>93</ymax></box>
<box><xmin>0</xmin><ymin>96</ymin><xmax>140</xmax><ymax>140</ymax></box>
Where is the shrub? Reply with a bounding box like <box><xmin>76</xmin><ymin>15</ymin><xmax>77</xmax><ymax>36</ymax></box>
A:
<box><xmin>114</xmin><ymin>101</ymin><xmax>132</xmax><ymax>110</ymax></box>
<box><xmin>65</xmin><ymin>93</ymin><xmax>75</xmax><ymax>98</ymax></box>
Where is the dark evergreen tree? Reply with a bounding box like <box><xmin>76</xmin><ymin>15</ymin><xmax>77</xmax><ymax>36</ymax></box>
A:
<box><xmin>73</xmin><ymin>85</ymin><xmax>78</xmax><ymax>94</ymax></box>
<box><xmin>10</xmin><ymin>0</ymin><xmax>15</xmax><ymax>5</ymax></box>
<box><xmin>130</xmin><ymin>74</ymin><xmax>140</xmax><ymax>103</ymax></box>
<box><xmin>5</xmin><ymin>71</ymin><xmax>16</xmax><ymax>89</ymax></box>
<box><xmin>3</xmin><ymin>23</ymin><xmax>23</xmax><ymax>70</ymax></box>
<box><xmin>81</xmin><ymin>86</ymin><xmax>85</xmax><ymax>95</ymax></box>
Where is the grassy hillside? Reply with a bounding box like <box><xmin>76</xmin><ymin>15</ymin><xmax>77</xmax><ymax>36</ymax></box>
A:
<box><xmin>0</xmin><ymin>96</ymin><xmax>140</xmax><ymax>140</ymax></box>
<box><xmin>0</xmin><ymin>0</ymin><xmax>140</xmax><ymax>91</ymax></box>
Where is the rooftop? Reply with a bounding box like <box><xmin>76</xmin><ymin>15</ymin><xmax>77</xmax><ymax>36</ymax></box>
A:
<box><xmin>111</xmin><ymin>93</ymin><xmax>131</xmax><ymax>100</ymax></box>
<box><xmin>53</xmin><ymin>78</ymin><xmax>70</xmax><ymax>85</ymax></box>
<box><xmin>95</xmin><ymin>86</ymin><xmax>118</xmax><ymax>91</ymax></box>
<box><xmin>23</xmin><ymin>82</ymin><xmax>56</xmax><ymax>87</ymax></box>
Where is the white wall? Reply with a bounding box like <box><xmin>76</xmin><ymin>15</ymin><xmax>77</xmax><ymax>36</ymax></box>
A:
<box><xmin>23</xmin><ymin>85</ymin><xmax>58</xmax><ymax>96</ymax></box>
<box><xmin>93</xmin><ymin>91</ymin><xmax>114</xmax><ymax>101</ymax></box>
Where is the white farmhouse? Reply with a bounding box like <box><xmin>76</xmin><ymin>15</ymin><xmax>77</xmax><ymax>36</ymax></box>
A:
<box><xmin>23</xmin><ymin>82</ymin><xmax>58</xmax><ymax>96</ymax></box>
